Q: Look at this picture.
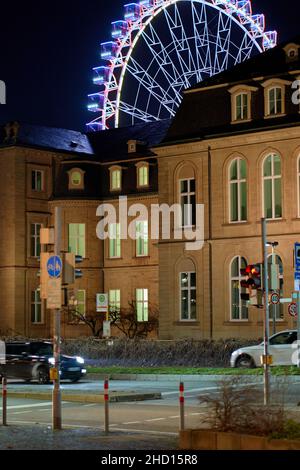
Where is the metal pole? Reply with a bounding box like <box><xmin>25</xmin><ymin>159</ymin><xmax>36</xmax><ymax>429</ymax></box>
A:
<box><xmin>297</xmin><ymin>292</ymin><xmax>300</xmax><ymax>368</ymax></box>
<box><xmin>104</xmin><ymin>378</ymin><xmax>109</xmax><ymax>435</ymax></box>
<box><xmin>262</xmin><ymin>218</ymin><xmax>270</xmax><ymax>406</ymax></box>
<box><xmin>2</xmin><ymin>376</ymin><xmax>7</xmax><ymax>426</ymax></box>
<box><xmin>179</xmin><ymin>382</ymin><xmax>185</xmax><ymax>431</ymax></box>
<box><xmin>272</xmin><ymin>246</ymin><xmax>276</xmax><ymax>336</ymax></box>
<box><xmin>52</xmin><ymin>207</ymin><xmax>62</xmax><ymax>430</ymax></box>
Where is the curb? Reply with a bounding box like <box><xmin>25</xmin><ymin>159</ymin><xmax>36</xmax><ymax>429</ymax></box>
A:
<box><xmin>5</xmin><ymin>391</ymin><xmax>162</xmax><ymax>403</ymax></box>
<box><xmin>86</xmin><ymin>373</ymin><xmax>265</xmax><ymax>382</ymax></box>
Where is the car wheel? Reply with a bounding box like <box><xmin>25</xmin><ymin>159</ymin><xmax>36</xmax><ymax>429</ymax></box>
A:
<box><xmin>37</xmin><ymin>367</ymin><xmax>50</xmax><ymax>385</ymax></box>
<box><xmin>235</xmin><ymin>355</ymin><xmax>255</xmax><ymax>369</ymax></box>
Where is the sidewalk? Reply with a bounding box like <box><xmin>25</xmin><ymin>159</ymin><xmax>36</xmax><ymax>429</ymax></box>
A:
<box><xmin>0</xmin><ymin>425</ymin><xmax>178</xmax><ymax>450</ymax></box>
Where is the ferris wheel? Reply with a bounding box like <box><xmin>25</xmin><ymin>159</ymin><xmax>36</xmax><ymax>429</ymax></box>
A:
<box><xmin>87</xmin><ymin>0</ymin><xmax>277</xmax><ymax>131</ymax></box>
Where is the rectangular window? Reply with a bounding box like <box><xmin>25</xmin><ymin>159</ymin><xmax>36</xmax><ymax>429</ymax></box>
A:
<box><xmin>31</xmin><ymin>170</ymin><xmax>44</xmax><ymax>191</ymax></box>
<box><xmin>138</xmin><ymin>166</ymin><xmax>149</xmax><ymax>187</ymax></box>
<box><xmin>30</xmin><ymin>223</ymin><xmax>42</xmax><ymax>258</ymax></box>
<box><xmin>76</xmin><ymin>290</ymin><xmax>86</xmax><ymax>317</ymax></box>
<box><xmin>269</xmin><ymin>87</ymin><xmax>282</xmax><ymax>115</ymax></box>
<box><xmin>111</xmin><ymin>169</ymin><xmax>121</xmax><ymax>191</ymax></box>
<box><xmin>136</xmin><ymin>221</ymin><xmax>148</xmax><ymax>257</ymax></box>
<box><xmin>136</xmin><ymin>289</ymin><xmax>148</xmax><ymax>322</ymax></box>
<box><xmin>68</xmin><ymin>224</ymin><xmax>86</xmax><ymax>258</ymax></box>
<box><xmin>236</xmin><ymin>93</ymin><xmax>248</xmax><ymax>120</ymax></box>
<box><xmin>180</xmin><ymin>272</ymin><xmax>196</xmax><ymax>321</ymax></box>
<box><xmin>31</xmin><ymin>289</ymin><xmax>43</xmax><ymax>324</ymax></box>
<box><xmin>109</xmin><ymin>290</ymin><xmax>121</xmax><ymax>312</ymax></box>
<box><xmin>180</xmin><ymin>179</ymin><xmax>196</xmax><ymax>227</ymax></box>
<box><xmin>109</xmin><ymin>223</ymin><xmax>121</xmax><ymax>258</ymax></box>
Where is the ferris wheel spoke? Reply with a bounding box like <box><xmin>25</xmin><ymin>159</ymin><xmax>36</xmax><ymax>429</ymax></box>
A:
<box><xmin>126</xmin><ymin>57</ymin><xmax>182</xmax><ymax>111</ymax></box>
<box><xmin>141</xmin><ymin>24</ymin><xmax>186</xmax><ymax>99</ymax></box>
<box><xmin>213</xmin><ymin>9</ymin><xmax>233</xmax><ymax>74</ymax></box>
<box><xmin>191</xmin><ymin>2</ymin><xmax>213</xmax><ymax>80</ymax></box>
<box><xmin>118</xmin><ymin>101</ymin><xmax>162</xmax><ymax>122</ymax></box>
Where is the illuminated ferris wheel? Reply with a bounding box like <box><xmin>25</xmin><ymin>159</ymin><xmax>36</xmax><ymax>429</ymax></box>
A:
<box><xmin>87</xmin><ymin>0</ymin><xmax>277</xmax><ymax>131</ymax></box>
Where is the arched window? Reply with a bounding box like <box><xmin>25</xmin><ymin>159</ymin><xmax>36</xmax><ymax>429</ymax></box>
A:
<box><xmin>263</xmin><ymin>154</ymin><xmax>282</xmax><ymax>219</ymax></box>
<box><xmin>230</xmin><ymin>256</ymin><xmax>248</xmax><ymax>321</ymax></box>
<box><xmin>68</xmin><ymin>168</ymin><xmax>85</xmax><ymax>190</ymax></box>
<box><xmin>178</xmin><ymin>257</ymin><xmax>197</xmax><ymax>321</ymax></box>
<box><xmin>229</xmin><ymin>158</ymin><xmax>247</xmax><ymax>222</ymax></box>
<box><xmin>268</xmin><ymin>254</ymin><xmax>284</xmax><ymax>320</ymax></box>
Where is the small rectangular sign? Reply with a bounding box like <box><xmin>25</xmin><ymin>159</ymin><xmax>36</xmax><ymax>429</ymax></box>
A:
<box><xmin>47</xmin><ymin>278</ymin><xmax>62</xmax><ymax>309</ymax></box>
<box><xmin>103</xmin><ymin>321</ymin><xmax>111</xmax><ymax>338</ymax></box>
<box><xmin>96</xmin><ymin>293</ymin><xmax>108</xmax><ymax>313</ymax></box>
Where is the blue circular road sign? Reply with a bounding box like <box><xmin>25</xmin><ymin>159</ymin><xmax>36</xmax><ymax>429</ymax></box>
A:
<box><xmin>47</xmin><ymin>256</ymin><xmax>62</xmax><ymax>278</ymax></box>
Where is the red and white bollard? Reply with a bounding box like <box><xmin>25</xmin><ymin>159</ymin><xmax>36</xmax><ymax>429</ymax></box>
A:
<box><xmin>2</xmin><ymin>376</ymin><xmax>7</xmax><ymax>426</ymax></box>
<box><xmin>179</xmin><ymin>381</ymin><xmax>185</xmax><ymax>431</ymax></box>
<box><xmin>104</xmin><ymin>378</ymin><xmax>109</xmax><ymax>434</ymax></box>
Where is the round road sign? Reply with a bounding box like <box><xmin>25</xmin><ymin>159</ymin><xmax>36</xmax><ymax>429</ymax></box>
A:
<box><xmin>270</xmin><ymin>292</ymin><xmax>280</xmax><ymax>305</ymax></box>
<box><xmin>288</xmin><ymin>302</ymin><xmax>298</xmax><ymax>318</ymax></box>
<box><xmin>47</xmin><ymin>256</ymin><xmax>62</xmax><ymax>279</ymax></box>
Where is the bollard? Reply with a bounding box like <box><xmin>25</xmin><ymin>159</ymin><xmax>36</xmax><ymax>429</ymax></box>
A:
<box><xmin>104</xmin><ymin>378</ymin><xmax>109</xmax><ymax>435</ymax></box>
<box><xmin>179</xmin><ymin>381</ymin><xmax>184</xmax><ymax>431</ymax></box>
<box><xmin>2</xmin><ymin>376</ymin><xmax>7</xmax><ymax>426</ymax></box>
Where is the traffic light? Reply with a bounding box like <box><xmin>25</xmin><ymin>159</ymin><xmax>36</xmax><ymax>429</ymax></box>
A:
<box><xmin>63</xmin><ymin>253</ymin><xmax>83</xmax><ymax>285</ymax></box>
<box><xmin>240</xmin><ymin>264</ymin><xmax>263</xmax><ymax>304</ymax></box>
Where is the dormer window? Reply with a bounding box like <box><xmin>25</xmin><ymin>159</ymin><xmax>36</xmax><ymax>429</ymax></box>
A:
<box><xmin>228</xmin><ymin>85</ymin><xmax>257</xmax><ymax>123</ymax></box>
<box><xmin>68</xmin><ymin>168</ymin><xmax>85</xmax><ymax>190</ymax></box>
<box><xmin>268</xmin><ymin>87</ymin><xmax>282</xmax><ymax>115</ymax></box>
<box><xmin>136</xmin><ymin>162</ymin><xmax>149</xmax><ymax>188</ymax></box>
<box><xmin>283</xmin><ymin>43</ymin><xmax>300</xmax><ymax>62</ymax></box>
<box><xmin>110</xmin><ymin>166</ymin><xmax>122</xmax><ymax>191</ymax></box>
<box><xmin>262</xmin><ymin>79</ymin><xmax>290</xmax><ymax>118</ymax></box>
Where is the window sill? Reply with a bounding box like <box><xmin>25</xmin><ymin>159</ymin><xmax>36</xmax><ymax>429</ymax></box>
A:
<box><xmin>256</xmin><ymin>218</ymin><xmax>285</xmax><ymax>224</ymax></box>
<box><xmin>223</xmin><ymin>321</ymin><xmax>251</xmax><ymax>325</ymax></box>
<box><xmin>173</xmin><ymin>321</ymin><xmax>199</xmax><ymax>326</ymax></box>
<box><xmin>222</xmin><ymin>221</ymin><xmax>250</xmax><ymax>227</ymax></box>
<box><xmin>231</xmin><ymin>118</ymin><xmax>252</xmax><ymax>125</ymax></box>
<box><xmin>264</xmin><ymin>113</ymin><xmax>286</xmax><ymax>120</ymax></box>
<box><xmin>31</xmin><ymin>323</ymin><xmax>45</xmax><ymax>326</ymax></box>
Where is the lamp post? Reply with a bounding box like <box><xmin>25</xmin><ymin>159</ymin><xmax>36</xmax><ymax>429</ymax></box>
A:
<box><xmin>266</xmin><ymin>241</ymin><xmax>279</xmax><ymax>335</ymax></box>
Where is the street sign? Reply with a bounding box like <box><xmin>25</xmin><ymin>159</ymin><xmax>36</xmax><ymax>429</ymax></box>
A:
<box><xmin>96</xmin><ymin>293</ymin><xmax>108</xmax><ymax>313</ymax></box>
<box><xmin>47</xmin><ymin>256</ymin><xmax>62</xmax><ymax>279</ymax></box>
<box><xmin>295</xmin><ymin>243</ymin><xmax>300</xmax><ymax>272</ymax></box>
<box><xmin>103</xmin><ymin>321</ymin><xmax>111</xmax><ymax>338</ymax></box>
<box><xmin>270</xmin><ymin>292</ymin><xmax>280</xmax><ymax>305</ymax></box>
<box><xmin>288</xmin><ymin>302</ymin><xmax>298</xmax><ymax>318</ymax></box>
<box><xmin>47</xmin><ymin>278</ymin><xmax>62</xmax><ymax>309</ymax></box>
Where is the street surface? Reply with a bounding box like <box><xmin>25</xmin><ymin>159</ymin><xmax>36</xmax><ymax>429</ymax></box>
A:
<box><xmin>2</xmin><ymin>376</ymin><xmax>300</xmax><ymax>435</ymax></box>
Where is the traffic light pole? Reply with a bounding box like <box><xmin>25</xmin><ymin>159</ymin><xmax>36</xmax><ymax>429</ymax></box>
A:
<box><xmin>53</xmin><ymin>207</ymin><xmax>62</xmax><ymax>430</ymax></box>
<box><xmin>262</xmin><ymin>218</ymin><xmax>270</xmax><ymax>406</ymax></box>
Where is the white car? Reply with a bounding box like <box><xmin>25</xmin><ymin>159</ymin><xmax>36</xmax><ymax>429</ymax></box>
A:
<box><xmin>230</xmin><ymin>330</ymin><xmax>298</xmax><ymax>368</ymax></box>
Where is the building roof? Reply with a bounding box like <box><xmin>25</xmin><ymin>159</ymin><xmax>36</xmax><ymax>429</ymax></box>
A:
<box><xmin>0</xmin><ymin>122</ymin><xmax>94</xmax><ymax>155</ymax></box>
<box><xmin>162</xmin><ymin>35</ymin><xmax>300</xmax><ymax>145</ymax></box>
<box><xmin>87</xmin><ymin>119</ymin><xmax>172</xmax><ymax>163</ymax></box>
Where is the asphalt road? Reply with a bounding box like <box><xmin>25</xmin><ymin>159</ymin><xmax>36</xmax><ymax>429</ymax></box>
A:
<box><xmin>2</xmin><ymin>376</ymin><xmax>300</xmax><ymax>435</ymax></box>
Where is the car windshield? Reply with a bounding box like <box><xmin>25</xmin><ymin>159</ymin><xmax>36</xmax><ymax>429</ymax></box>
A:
<box><xmin>30</xmin><ymin>343</ymin><xmax>53</xmax><ymax>356</ymax></box>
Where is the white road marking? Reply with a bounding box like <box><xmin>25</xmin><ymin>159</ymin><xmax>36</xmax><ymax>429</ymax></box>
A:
<box><xmin>145</xmin><ymin>417</ymin><xmax>165</xmax><ymax>422</ymax></box>
<box><xmin>162</xmin><ymin>382</ymin><xmax>261</xmax><ymax>397</ymax></box>
<box><xmin>0</xmin><ymin>402</ymin><xmax>53</xmax><ymax>411</ymax></box>
<box><xmin>11</xmin><ymin>411</ymin><xmax>32</xmax><ymax>415</ymax></box>
<box><xmin>83</xmin><ymin>404</ymin><xmax>97</xmax><ymax>408</ymax></box>
<box><xmin>169</xmin><ymin>415</ymin><xmax>179</xmax><ymax>419</ymax></box>
<box><xmin>122</xmin><ymin>421</ymin><xmax>141</xmax><ymax>425</ymax></box>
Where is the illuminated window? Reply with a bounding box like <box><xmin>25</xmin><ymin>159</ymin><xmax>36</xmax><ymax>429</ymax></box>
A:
<box><xmin>263</xmin><ymin>154</ymin><xmax>282</xmax><ymax>219</ymax></box>
<box><xmin>268</xmin><ymin>87</ymin><xmax>282</xmax><ymax>116</ymax></box>
<box><xmin>180</xmin><ymin>179</ymin><xmax>196</xmax><ymax>227</ymax></box>
<box><xmin>76</xmin><ymin>290</ymin><xmax>86</xmax><ymax>317</ymax></box>
<box><xmin>109</xmin><ymin>223</ymin><xmax>121</xmax><ymax>258</ymax></box>
<box><xmin>137</xmin><ymin>163</ymin><xmax>149</xmax><ymax>187</ymax></box>
<box><xmin>235</xmin><ymin>93</ymin><xmax>248</xmax><ymax>121</ymax></box>
<box><xmin>110</xmin><ymin>168</ymin><xmax>122</xmax><ymax>191</ymax></box>
<box><xmin>136</xmin><ymin>289</ymin><xmax>148</xmax><ymax>322</ymax></box>
<box><xmin>180</xmin><ymin>272</ymin><xmax>196</xmax><ymax>321</ymax></box>
<box><xmin>68</xmin><ymin>224</ymin><xmax>86</xmax><ymax>257</ymax></box>
<box><xmin>230</xmin><ymin>257</ymin><xmax>248</xmax><ymax>321</ymax></box>
<box><xmin>109</xmin><ymin>290</ymin><xmax>121</xmax><ymax>312</ymax></box>
<box><xmin>229</xmin><ymin>158</ymin><xmax>247</xmax><ymax>222</ymax></box>
<box><xmin>68</xmin><ymin>168</ymin><xmax>85</xmax><ymax>190</ymax></box>
<box><xmin>30</xmin><ymin>223</ymin><xmax>42</xmax><ymax>258</ymax></box>
<box><xmin>136</xmin><ymin>221</ymin><xmax>148</xmax><ymax>257</ymax></box>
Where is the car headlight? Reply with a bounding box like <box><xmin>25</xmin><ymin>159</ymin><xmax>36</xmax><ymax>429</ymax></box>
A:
<box><xmin>76</xmin><ymin>356</ymin><xmax>84</xmax><ymax>364</ymax></box>
<box><xmin>48</xmin><ymin>357</ymin><xmax>55</xmax><ymax>365</ymax></box>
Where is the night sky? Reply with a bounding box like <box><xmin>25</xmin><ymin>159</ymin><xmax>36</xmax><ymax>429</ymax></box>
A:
<box><xmin>0</xmin><ymin>0</ymin><xmax>298</xmax><ymax>132</ymax></box>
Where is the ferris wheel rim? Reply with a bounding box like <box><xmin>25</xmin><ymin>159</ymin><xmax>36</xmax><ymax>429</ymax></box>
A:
<box><xmin>87</xmin><ymin>0</ymin><xmax>277</xmax><ymax>131</ymax></box>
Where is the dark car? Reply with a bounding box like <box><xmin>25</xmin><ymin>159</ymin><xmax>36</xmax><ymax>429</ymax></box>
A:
<box><xmin>0</xmin><ymin>341</ymin><xmax>86</xmax><ymax>384</ymax></box>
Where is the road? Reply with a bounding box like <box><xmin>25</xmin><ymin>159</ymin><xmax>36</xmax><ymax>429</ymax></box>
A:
<box><xmin>2</xmin><ymin>376</ymin><xmax>300</xmax><ymax>435</ymax></box>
